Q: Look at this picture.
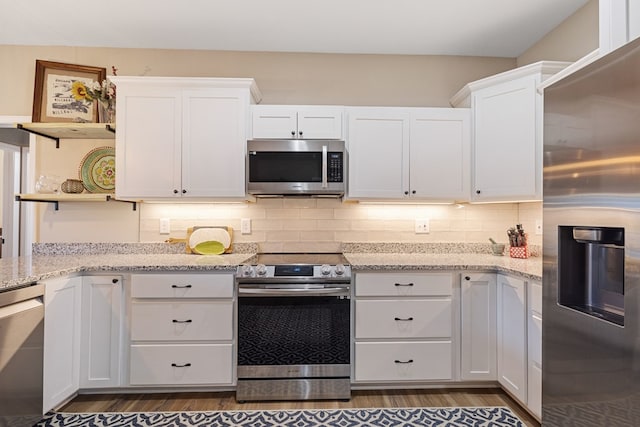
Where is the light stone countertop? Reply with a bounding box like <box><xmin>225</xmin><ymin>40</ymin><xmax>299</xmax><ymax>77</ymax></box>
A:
<box><xmin>0</xmin><ymin>253</ymin><xmax>255</xmax><ymax>291</ymax></box>
<box><xmin>344</xmin><ymin>252</ymin><xmax>542</xmax><ymax>281</ymax></box>
<box><xmin>1</xmin><ymin>247</ymin><xmax>542</xmax><ymax>293</ymax></box>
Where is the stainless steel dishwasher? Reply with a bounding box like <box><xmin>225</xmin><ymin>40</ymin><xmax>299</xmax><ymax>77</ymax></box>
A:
<box><xmin>0</xmin><ymin>284</ymin><xmax>45</xmax><ymax>426</ymax></box>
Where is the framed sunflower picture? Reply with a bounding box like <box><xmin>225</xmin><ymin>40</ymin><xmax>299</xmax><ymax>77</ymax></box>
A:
<box><xmin>32</xmin><ymin>60</ymin><xmax>106</xmax><ymax>123</ymax></box>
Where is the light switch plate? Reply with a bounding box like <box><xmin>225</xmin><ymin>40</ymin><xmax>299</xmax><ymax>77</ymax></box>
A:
<box><xmin>159</xmin><ymin>218</ymin><xmax>170</xmax><ymax>234</ymax></box>
<box><xmin>241</xmin><ymin>218</ymin><xmax>251</xmax><ymax>235</ymax></box>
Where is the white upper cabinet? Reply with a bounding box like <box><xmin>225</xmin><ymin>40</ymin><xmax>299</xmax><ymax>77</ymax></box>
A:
<box><xmin>251</xmin><ymin>105</ymin><xmax>343</xmax><ymax>139</ymax></box>
<box><xmin>450</xmin><ymin>61</ymin><xmax>569</xmax><ymax>202</ymax></box>
<box><xmin>409</xmin><ymin>109</ymin><xmax>470</xmax><ymax>201</ymax></box>
<box><xmin>346</xmin><ymin>107</ymin><xmax>470</xmax><ymax>201</ymax></box>
<box><xmin>113</xmin><ymin>77</ymin><xmax>260</xmax><ymax>200</ymax></box>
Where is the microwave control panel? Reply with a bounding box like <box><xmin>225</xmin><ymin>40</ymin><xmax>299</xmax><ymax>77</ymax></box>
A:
<box><xmin>328</xmin><ymin>152</ymin><xmax>343</xmax><ymax>182</ymax></box>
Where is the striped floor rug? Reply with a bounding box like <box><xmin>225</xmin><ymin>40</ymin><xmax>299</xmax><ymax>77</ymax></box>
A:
<box><xmin>35</xmin><ymin>406</ymin><xmax>524</xmax><ymax>426</ymax></box>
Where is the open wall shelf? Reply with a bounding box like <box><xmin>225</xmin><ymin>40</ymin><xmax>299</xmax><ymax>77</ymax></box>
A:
<box><xmin>17</xmin><ymin>123</ymin><xmax>115</xmax><ymax>148</ymax></box>
<box><xmin>16</xmin><ymin>193</ymin><xmax>137</xmax><ymax>211</ymax></box>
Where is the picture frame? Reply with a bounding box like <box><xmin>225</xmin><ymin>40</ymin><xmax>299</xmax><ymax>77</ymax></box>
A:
<box><xmin>32</xmin><ymin>60</ymin><xmax>106</xmax><ymax>123</ymax></box>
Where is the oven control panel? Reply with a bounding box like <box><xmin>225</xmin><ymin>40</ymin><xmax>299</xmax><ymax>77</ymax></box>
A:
<box><xmin>237</xmin><ymin>263</ymin><xmax>351</xmax><ymax>279</ymax></box>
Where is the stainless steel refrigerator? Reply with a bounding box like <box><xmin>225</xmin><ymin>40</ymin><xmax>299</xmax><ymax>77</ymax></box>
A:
<box><xmin>543</xmin><ymin>37</ymin><xmax>640</xmax><ymax>426</ymax></box>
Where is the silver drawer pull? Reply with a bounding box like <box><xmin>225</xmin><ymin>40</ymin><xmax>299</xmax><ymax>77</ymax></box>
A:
<box><xmin>394</xmin><ymin>359</ymin><xmax>414</xmax><ymax>364</ymax></box>
<box><xmin>172</xmin><ymin>319</ymin><xmax>193</xmax><ymax>323</ymax></box>
<box><xmin>394</xmin><ymin>283</ymin><xmax>414</xmax><ymax>287</ymax></box>
<box><xmin>394</xmin><ymin>317</ymin><xmax>414</xmax><ymax>321</ymax></box>
<box><xmin>171</xmin><ymin>284</ymin><xmax>192</xmax><ymax>289</ymax></box>
<box><xmin>171</xmin><ymin>363</ymin><xmax>192</xmax><ymax>368</ymax></box>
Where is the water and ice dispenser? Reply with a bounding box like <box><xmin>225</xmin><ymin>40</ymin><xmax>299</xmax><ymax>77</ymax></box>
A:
<box><xmin>558</xmin><ymin>226</ymin><xmax>625</xmax><ymax>326</ymax></box>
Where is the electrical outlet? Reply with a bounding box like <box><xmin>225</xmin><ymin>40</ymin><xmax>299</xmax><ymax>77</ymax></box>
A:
<box><xmin>159</xmin><ymin>218</ymin><xmax>170</xmax><ymax>234</ymax></box>
<box><xmin>241</xmin><ymin>218</ymin><xmax>251</xmax><ymax>234</ymax></box>
<box><xmin>415</xmin><ymin>218</ymin><xmax>430</xmax><ymax>234</ymax></box>
<box><xmin>535</xmin><ymin>219</ymin><xmax>543</xmax><ymax>235</ymax></box>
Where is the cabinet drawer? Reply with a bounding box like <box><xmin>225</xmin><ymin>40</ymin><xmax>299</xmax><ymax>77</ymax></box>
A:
<box><xmin>355</xmin><ymin>299</ymin><xmax>452</xmax><ymax>339</ymax></box>
<box><xmin>355</xmin><ymin>273</ymin><xmax>452</xmax><ymax>297</ymax></box>
<box><xmin>131</xmin><ymin>301</ymin><xmax>233</xmax><ymax>341</ymax></box>
<box><xmin>130</xmin><ymin>274</ymin><xmax>233</xmax><ymax>298</ymax></box>
<box><xmin>355</xmin><ymin>341</ymin><xmax>452</xmax><ymax>382</ymax></box>
<box><xmin>129</xmin><ymin>343</ymin><xmax>233</xmax><ymax>385</ymax></box>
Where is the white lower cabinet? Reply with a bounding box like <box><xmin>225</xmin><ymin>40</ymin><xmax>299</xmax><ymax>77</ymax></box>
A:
<box><xmin>80</xmin><ymin>275</ymin><xmax>123</xmax><ymax>389</ymax></box>
<box><xmin>128</xmin><ymin>273</ymin><xmax>235</xmax><ymax>387</ymax></box>
<box><xmin>496</xmin><ymin>273</ymin><xmax>527</xmax><ymax>404</ymax></box>
<box><xmin>354</xmin><ymin>272</ymin><xmax>454</xmax><ymax>383</ymax></box>
<box><xmin>42</xmin><ymin>276</ymin><xmax>82</xmax><ymax>413</ymax></box>
<box><xmin>460</xmin><ymin>273</ymin><xmax>496</xmax><ymax>381</ymax></box>
<box><xmin>527</xmin><ymin>280</ymin><xmax>542</xmax><ymax>419</ymax></box>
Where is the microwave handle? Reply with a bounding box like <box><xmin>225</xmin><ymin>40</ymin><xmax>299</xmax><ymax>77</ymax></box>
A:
<box><xmin>322</xmin><ymin>145</ymin><xmax>328</xmax><ymax>188</ymax></box>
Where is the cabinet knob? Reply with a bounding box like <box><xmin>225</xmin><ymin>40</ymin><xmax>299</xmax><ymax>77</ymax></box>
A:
<box><xmin>299</xmin><ymin>131</ymin><xmax>303</xmax><ymax>137</ymax></box>
<box><xmin>182</xmin><ymin>189</ymin><xmax>187</xmax><ymax>194</ymax></box>
<box><xmin>291</xmin><ymin>131</ymin><xmax>296</xmax><ymax>137</ymax></box>
<box><xmin>476</xmin><ymin>190</ymin><xmax>481</xmax><ymax>194</ymax></box>
<box><xmin>173</xmin><ymin>189</ymin><xmax>179</xmax><ymax>194</ymax></box>
<box><xmin>112</xmin><ymin>278</ymin><xmax>119</xmax><ymax>284</ymax></box>
<box><xmin>404</xmin><ymin>191</ymin><xmax>409</xmax><ymax>195</ymax></box>
<box><xmin>465</xmin><ymin>276</ymin><xmax>471</xmax><ymax>281</ymax></box>
<box><xmin>412</xmin><ymin>190</ymin><xmax>416</xmax><ymax>194</ymax></box>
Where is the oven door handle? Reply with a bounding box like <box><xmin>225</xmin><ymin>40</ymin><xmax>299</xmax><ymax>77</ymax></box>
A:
<box><xmin>238</xmin><ymin>287</ymin><xmax>349</xmax><ymax>297</ymax></box>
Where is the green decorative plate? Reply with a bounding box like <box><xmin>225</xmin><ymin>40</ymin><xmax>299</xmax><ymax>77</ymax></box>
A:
<box><xmin>192</xmin><ymin>241</ymin><xmax>225</xmax><ymax>255</ymax></box>
<box><xmin>79</xmin><ymin>146</ymin><xmax>115</xmax><ymax>193</ymax></box>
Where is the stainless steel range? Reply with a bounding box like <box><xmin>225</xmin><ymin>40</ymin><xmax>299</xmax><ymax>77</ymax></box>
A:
<box><xmin>235</xmin><ymin>253</ymin><xmax>351</xmax><ymax>402</ymax></box>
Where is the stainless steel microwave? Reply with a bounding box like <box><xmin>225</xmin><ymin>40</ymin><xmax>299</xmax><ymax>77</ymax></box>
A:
<box><xmin>246</xmin><ymin>139</ymin><xmax>346</xmax><ymax>196</ymax></box>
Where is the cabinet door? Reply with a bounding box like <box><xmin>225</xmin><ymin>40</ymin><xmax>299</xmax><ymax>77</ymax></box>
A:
<box><xmin>497</xmin><ymin>274</ymin><xmax>527</xmax><ymax>403</ymax></box>
<box><xmin>80</xmin><ymin>275</ymin><xmax>122</xmax><ymax>389</ymax></box>
<box><xmin>115</xmin><ymin>86</ymin><xmax>182</xmax><ymax>199</ymax></box>
<box><xmin>43</xmin><ymin>276</ymin><xmax>81</xmax><ymax>413</ymax></box>
<box><xmin>527</xmin><ymin>280</ymin><xmax>542</xmax><ymax>419</ymax></box>
<box><xmin>472</xmin><ymin>74</ymin><xmax>540</xmax><ymax>202</ymax></box>
<box><xmin>182</xmin><ymin>88</ymin><xmax>248</xmax><ymax>197</ymax></box>
<box><xmin>347</xmin><ymin>108</ymin><xmax>410</xmax><ymax>198</ymax></box>
<box><xmin>460</xmin><ymin>273</ymin><xmax>497</xmax><ymax>381</ymax></box>
<box><xmin>251</xmin><ymin>105</ymin><xmax>298</xmax><ymax>139</ymax></box>
<box><xmin>297</xmin><ymin>107</ymin><xmax>343</xmax><ymax>139</ymax></box>
<box><xmin>409</xmin><ymin>109</ymin><xmax>470</xmax><ymax>201</ymax></box>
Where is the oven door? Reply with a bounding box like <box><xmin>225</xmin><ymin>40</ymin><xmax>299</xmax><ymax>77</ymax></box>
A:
<box><xmin>237</xmin><ymin>284</ymin><xmax>351</xmax><ymax>391</ymax></box>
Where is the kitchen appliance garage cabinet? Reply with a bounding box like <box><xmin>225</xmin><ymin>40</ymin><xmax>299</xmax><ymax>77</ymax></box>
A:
<box><xmin>112</xmin><ymin>77</ymin><xmax>260</xmax><ymax>200</ymax></box>
<box><xmin>251</xmin><ymin>105</ymin><xmax>343</xmax><ymax>139</ymax></box>
<box><xmin>128</xmin><ymin>273</ymin><xmax>234</xmax><ymax>386</ymax></box>
<box><xmin>346</xmin><ymin>107</ymin><xmax>470</xmax><ymax>201</ymax></box>
<box><xmin>353</xmin><ymin>272</ymin><xmax>455</xmax><ymax>383</ymax></box>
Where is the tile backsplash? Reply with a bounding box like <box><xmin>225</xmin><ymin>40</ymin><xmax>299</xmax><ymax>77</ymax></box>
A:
<box><xmin>140</xmin><ymin>199</ymin><xmax>542</xmax><ymax>253</ymax></box>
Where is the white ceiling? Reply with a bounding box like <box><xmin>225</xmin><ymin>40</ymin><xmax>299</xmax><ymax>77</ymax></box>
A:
<box><xmin>1</xmin><ymin>0</ymin><xmax>590</xmax><ymax>57</ymax></box>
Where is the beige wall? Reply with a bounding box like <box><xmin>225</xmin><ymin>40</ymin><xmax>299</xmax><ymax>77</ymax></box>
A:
<box><xmin>517</xmin><ymin>0</ymin><xmax>599</xmax><ymax>67</ymax></box>
<box><xmin>0</xmin><ymin>45</ymin><xmax>517</xmax><ymax>115</ymax></box>
<box><xmin>13</xmin><ymin>21</ymin><xmax>601</xmax><ymax>249</ymax></box>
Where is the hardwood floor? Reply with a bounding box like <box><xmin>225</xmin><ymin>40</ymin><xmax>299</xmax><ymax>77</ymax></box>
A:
<box><xmin>61</xmin><ymin>388</ymin><xmax>540</xmax><ymax>426</ymax></box>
